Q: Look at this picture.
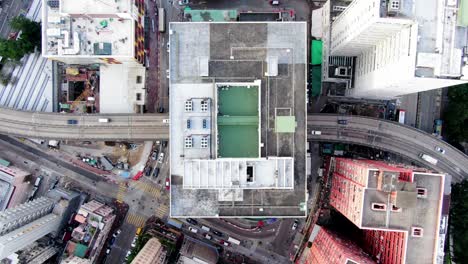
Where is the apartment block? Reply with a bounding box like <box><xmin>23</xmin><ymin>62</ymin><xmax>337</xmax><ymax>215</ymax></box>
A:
<box><xmin>321</xmin><ymin>0</ymin><xmax>467</xmax><ymax>98</ymax></box>
<box><xmin>328</xmin><ymin>158</ymin><xmax>445</xmax><ymax>264</ymax></box>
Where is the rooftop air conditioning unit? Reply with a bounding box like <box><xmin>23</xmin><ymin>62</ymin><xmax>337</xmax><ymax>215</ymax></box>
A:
<box><xmin>335</xmin><ymin>66</ymin><xmax>350</xmax><ymax>77</ymax></box>
<box><xmin>388</xmin><ymin>0</ymin><xmax>400</xmax><ymax>12</ymax></box>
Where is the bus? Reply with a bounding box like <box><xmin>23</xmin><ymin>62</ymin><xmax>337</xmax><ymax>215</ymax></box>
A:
<box><xmin>227</xmin><ymin>237</ymin><xmax>241</xmax><ymax>245</ymax></box>
<box><xmin>397</xmin><ymin>109</ymin><xmax>406</xmax><ymax>124</ymax></box>
<box><xmin>158</xmin><ymin>8</ymin><xmax>165</xmax><ymax>33</ymax></box>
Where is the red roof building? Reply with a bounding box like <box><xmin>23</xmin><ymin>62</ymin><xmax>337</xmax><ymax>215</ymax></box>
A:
<box><xmin>328</xmin><ymin>158</ymin><xmax>445</xmax><ymax>264</ymax></box>
<box><xmin>303</xmin><ymin>225</ymin><xmax>375</xmax><ymax>264</ymax></box>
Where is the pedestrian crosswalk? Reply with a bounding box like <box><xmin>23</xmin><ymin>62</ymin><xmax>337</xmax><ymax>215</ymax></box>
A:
<box><xmin>126</xmin><ymin>213</ymin><xmax>147</xmax><ymax>227</ymax></box>
<box><xmin>116</xmin><ymin>182</ymin><xmax>127</xmax><ymax>202</ymax></box>
<box><xmin>155</xmin><ymin>204</ymin><xmax>169</xmax><ymax>219</ymax></box>
<box><xmin>132</xmin><ymin>181</ymin><xmax>161</xmax><ymax>198</ymax></box>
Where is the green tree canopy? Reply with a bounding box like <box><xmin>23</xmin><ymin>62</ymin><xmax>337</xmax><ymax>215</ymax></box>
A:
<box><xmin>444</xmin><ymin>84</ymin><xmax>468</xmax><ymax>142</ymax></box>
<box><xmin>0</xmin><ymin>16</ymin><xmax>41</xmax><ymax>61</ymax></box>
<box><xmin>450</xmin><ymin>180</ymin><xmax>468</xmax><ymax>263</ymax></box>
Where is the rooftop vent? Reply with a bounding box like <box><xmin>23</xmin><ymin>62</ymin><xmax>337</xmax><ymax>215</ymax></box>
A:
<box><xmin>388</xmin><ymin>0</ymin><xmax>400</xmax><ymax>12</ymax></box>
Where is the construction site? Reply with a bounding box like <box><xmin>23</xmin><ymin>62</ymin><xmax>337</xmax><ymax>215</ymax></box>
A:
<box><xmin>59</xmin><ymin>66</ymin><xmax>100</xmax><ymax>113</ymax></box>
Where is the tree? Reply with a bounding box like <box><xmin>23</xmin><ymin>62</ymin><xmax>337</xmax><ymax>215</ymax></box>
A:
<box><xmin>450</xmin><ymin>180</ymin><xmax>468</xmax><ymax>263</ymax></box>
<box><xmin>444</xmin><ymin>84</ymin><xmax>468</xmax><ymax>143</ymax></box>
<box><xmin>0</xmin><ymin>16</ymin><xmax>41</xmax><ymax>61</ymax></box>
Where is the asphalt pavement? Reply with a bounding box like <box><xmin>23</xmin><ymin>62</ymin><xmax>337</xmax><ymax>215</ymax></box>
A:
<box><xmin>105</xmin><ymin>222</ymin><xmax>136</xmax><ymax>264</ymax></box>
<box><xmin>0</xmin><ymin>0</ymin><xmax>30</xmax><ymax>38</ymax></box>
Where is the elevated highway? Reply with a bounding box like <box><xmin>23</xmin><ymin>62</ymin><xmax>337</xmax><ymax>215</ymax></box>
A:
<box><xmin>0</xmin><ymin>108</ymin><xmax>170</xmax><ymax>140</ymax></box>
<box><xmin>307</xmin><ymin>114</ymin><xmax>468</xmax><ymax>182</ymax></box>
<box><xmin>0</xmin><ymin>107</ymin><xmax>466</xmax><ymax>181</ymax></box>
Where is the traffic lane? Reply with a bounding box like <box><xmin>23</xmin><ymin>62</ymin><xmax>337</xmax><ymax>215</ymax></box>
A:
<box><xmin>307</xmin><ymin>116</ymin><xmax>468</xmax><ymax>178</ymax></box>
<box><xmin>0</xmin><ymin>0</ymin><xmax>29</xmax><ymax>37</ymax></box>
<box><xmin>270</xmin><ymin>219</ymin><xmax>296</xmax><ymax>256</ymax></box>
<box><xmin>106</xmin><ymin>222</ymin><xmax>136</xmax><ymax>264</ymax></box>
<box><xmin>309</xmin><ymin>127</ymin><xmax>463</xmax><ymax>181</ymax></box>
<box><xmin>199</xmin><ymin>218</ymin><xmax>280</xmax><ymax>239</ymax></box>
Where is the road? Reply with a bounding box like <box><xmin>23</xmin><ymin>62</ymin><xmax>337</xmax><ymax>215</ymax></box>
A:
<box><xmin>307</xmin><ymin>114</ymin><xmax>468</xmax><ymax>182</ymax></box>
<box><xmin>0</xmin><ymin>107</ymin><xmax>169</xmax><ymax>140</ymax></box>
<box><xmin>0</xmin><ymin>0</ymin><xmax>30</xmax><ymax>38</ymax></box>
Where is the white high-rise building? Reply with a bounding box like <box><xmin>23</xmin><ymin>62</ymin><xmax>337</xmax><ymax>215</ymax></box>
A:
<box><xmin>0</xmin><ymin>197</ymin><xmax>61</xmax><ymax>259</ymax></box>
<box><xmin>322</xmin><ymin>0</ymin><xmax>467</xmax><ymax>98</ymax></box>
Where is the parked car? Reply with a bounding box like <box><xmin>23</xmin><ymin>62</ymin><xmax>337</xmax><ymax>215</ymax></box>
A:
<box><xmin>162</xmin><ymin>141</ymin><xmax>168</xmax><ymax>148</ymax></box>
<box><xmin>67</xmin><ymin>119</ymin><xmax>78</xmax><ymax>125</ymax></box>
<box><xmin>145</xmin><ymin>166</ymin><xmax>153</xmax><ymax>176</ymax></box>
<box><xmin>435</xmin><ymin>146</ymin><xmax>446</xmax><ymax>154</ymax></box>
<box><xmin>151</xmin><ymin>150</ymin><xmax>158</xmax><ymax>160</ymax></box>
<box><xmin>157</xmin><ymin>107</ymin><xmax>165</xmax><ymax>113</ymax></box>
<box><xmin>186</xmin><ymin>218</ymin><xmax>198</xmax><ymax>225</ymax></box>
<box><xmin>188</xmin><ymin>226</ymin><xmax>198</xmax><ymax>233</ymax></box>
<box><xmin>165</xmin><ymin>178</ymin><xmax>170</xmax><ymax>190</ymax></box>
<box><xmin>292</xmin><ymin>219</ymin><xmax>299</xmax><ymax>230</ymax></box>
<box><xmin>167</xmin><ymin>42</ymin><xmax>170</xmax><ymax>52</ymax></box>
<box><xmin>311</xmin><ymin>130</ymin><xmax>322</xmax><ymax>135</ymax></box>
<box><xmin>153</xmin><ymin>168</ymin><xmax>160</xmax><ymax>178</ymax></box>
<box><xmin>220</xmin><ymin>240</ymin><xmax>230</xmax><ymax>247</ymax></box>
<box><xmin>158</xmin><ymin>153</ymin><xmax>165</xmax><ymax>163</ymax></box>
<box><xmin>204</xmin><ymin>233</ymin><xmax>212</xmax><ymax>240</ymax></box>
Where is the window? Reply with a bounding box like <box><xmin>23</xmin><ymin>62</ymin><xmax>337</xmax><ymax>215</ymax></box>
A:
<box><xmin>185</xmin><ymin>100</ymin><xmax>193</xmax><ymax>112</ymax></box>
<box><xmin>201</xmin><ymin>100</ymin><xmax>209</xmax><ymax>112</ymax></box>
<box><xmin>186</xmin><ymin>119</ymin><xmax>191</xmax><ymax>129</ymax></box>
<box><xmin>416</xmin><ymin>188</ymin><xmax>427</xmax><ymax>198</ymax></box>
<box><xmin>411</xmin><ymin>227</ymin><xmax>423</xmax><ymax>237</ymax></box>
<box><xmin>184</xmin><ymin>137</ymin><xmax>192</xmax><ymax>148</ymax></box>
<box><xmin>201</xmin><ymin>137</ymin><xmax>209</xmax><ymax>148</ymax></box>
<box><xmin>136</xmin><ymin>75</ymin><xmax>142</xmax><ymax>84</ymax></box>
<box><xmin>371</xmin><ymin>203</ymin><xmax>386</xmax><ymax>211</ymax></box>
<box><xmin>136</xmin><ymin>93</ymin><xmax>142</xmax><ymax>101</ymax></box>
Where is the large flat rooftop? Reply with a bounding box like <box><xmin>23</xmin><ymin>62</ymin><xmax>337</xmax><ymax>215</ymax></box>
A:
<box><xmin>169</xmin><ymin>22</ymin><xmax>307</xmax><ymax>217</ymax></box>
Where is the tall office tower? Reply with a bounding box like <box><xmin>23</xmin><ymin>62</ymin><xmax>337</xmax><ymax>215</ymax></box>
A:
<box><xmin>327</xmin><ymin>158</ymin><xmax>445</xmax><ymax>264</ymax></box>
<box><xmin>41</xmin><ymin>0</ymin><xmax>147</xmax><ymax>113</ymax></box>
<box><xmin>0</xmin><ymin>197</ymin><xmax>61</xmax><ymax>259</ymax></box>
<box><xmin>322</xmin><ymin>0</ymin><xmax>467</xmax><ymax>98</ymax></box>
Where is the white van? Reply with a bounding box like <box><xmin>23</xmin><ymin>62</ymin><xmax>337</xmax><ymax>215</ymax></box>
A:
<box><xmin>99</xmin><ymin>118</ymin><xmax>110</xmax><ymax>123</ymax></box>
<box><xmin>201</xmin><ymin>225</ymin><xmax>210</xmax><ymax>232</ymax></box>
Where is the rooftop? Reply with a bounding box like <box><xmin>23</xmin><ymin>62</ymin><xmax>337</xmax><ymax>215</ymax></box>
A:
<box><xmin>169</xmin><ymin>22</ymin><xmax>307</xmax><ymax>217</ymax></box>
<box><xmin>42</xmin><ymin>0</ymin><xmax>137</xmax><ymax>57</ymax></box>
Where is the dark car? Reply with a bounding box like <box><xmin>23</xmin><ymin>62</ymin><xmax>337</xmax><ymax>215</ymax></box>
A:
<box><xmin>186</xmin><ymin>218</ymin><xmax>198</xmax><ymax>225</ymax></box>
<box><xmin>144</xmin><ymin>166</ymin><xmax>153</xmax><ymax>176</ymax></box>
<box><xmin>67</xmin><ymin>119</ymin><xmax>78</xmax><ymax>125</ymax></box>
<box><xmin>153</xmin><ymin>168</ymin><xmax>160</xmax><ymax>178</ymax></box>
<box><xmin>337</xmin><ymin>119</ymin><xmax>348</xmax><ymax>125</ymax></box>
<box><xmin>157</xmin><ymin>107</ymin><xmax>165</xmax><ymax>113</ymax></box>
<box><xmin>212</xmin><ymin>230</ymin><xmax>223</xmax><ymax>237</ymax></box>
<box><xmin>162</xmin><ymin>141</ymin><xmax>168</xmax><ymax>148</ymax></box>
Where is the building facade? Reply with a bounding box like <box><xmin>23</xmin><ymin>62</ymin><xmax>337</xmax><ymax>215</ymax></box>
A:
<box><xmin>131</xmin><ymin>238</ymin><xmax>166</xmax><ymax>264</ymax></box>
<box><xmin>322</xmin><ymin>0</ymin><xmax>467</xmax><ymax>98</ymax></box>
<box><xmin>328</xmin><ymin>158</ymin><xmax>445</xmax><ymax>264</ymax></box>
<box><xmin>0</xmin><ymin>197</ymin><xmax>61</xmax><ymax>259</ymax></box>
<box><xmin>0</xmin><ymin>165</ymin><xmax>32</xmax><ymax>210</ymax></box>
<box><xmin>41</xmin><ymin>0</ymin><xmax>147</xmax><ymax>113</ymax></box>
<box><xmin>302</xmin><ymin>225</ymin><xmax>375</xmax><ymax>264</ymax></box>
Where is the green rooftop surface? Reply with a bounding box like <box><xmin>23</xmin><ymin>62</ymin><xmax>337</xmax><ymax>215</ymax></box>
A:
<box><xmin>275</xmin><ymin>116</ymin><xmax>296</xmax><ymax>133</ymax></box>
<box><xmin>184</xmin><ymin>8</ymin><xmax>237</xmax><ymax>22</ymax></box>
<box><xmin>74</xmin><ymin>243</ymin><xmax>87</xmax><ymax>258</ymax></box>
<box><xmin>217</xmin><ymin>85</ymin><xmax>259</xmax><ymax>158</ymax></box>
<box><xmin>459</xmin><ymin>0</ymin><xmax>468</xmax><ymax>26</ymax></box>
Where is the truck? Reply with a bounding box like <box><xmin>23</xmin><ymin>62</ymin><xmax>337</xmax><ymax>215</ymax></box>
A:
<box><xmin>227</xmin><ymin>237</ymin><xmax>241</xmax><ymax>245</ymax></box>
<box><xmin>419</xmin><ymin>153</ymin><xmax>438</xmax><ymax>165</ymax></box>
<box><xmin>397</xmin><ymin>109</ymin><xmax>406</xmax><ymax>124</ymax></box>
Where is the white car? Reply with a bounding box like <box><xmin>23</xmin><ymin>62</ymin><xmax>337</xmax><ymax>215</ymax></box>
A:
<box><xmin>166</xmin><ymin>69</ymin><xmax>170</xmax><ymax>79</ymax></box>
<box><xmin>292</xmin><ymin>220</ymin><xmax>299</xmax><ymax>230</ymax></box>
<box><xmin>167</xmin><ymin>42</ymin><xmax>170</xmax><ymax>52</ymax></box>
<box><xmin>158</xmin><ymin>152</ymin><xmax>165</xmax><ymax>163</ymax></box>
<box><xmin>188</xmin><ymin>226</ymin><xmax>198</xmax><ymax>233</ymax></box>
<box><xmin>435</xmin><ymin>146</ymin><xmax>445</xmax><ymax>154</ymax></box>
<box><xmin>311</xmin><ymin>130</ymin><xmax>322</xmax><ymax>135</ymax></box>
<box><xmin>205</xmin><ymin>233</ymin><xmax>212</xmax><ymax>240</ymax></box>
